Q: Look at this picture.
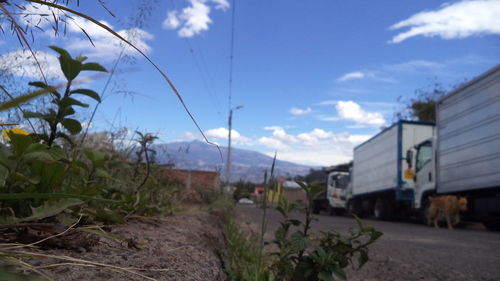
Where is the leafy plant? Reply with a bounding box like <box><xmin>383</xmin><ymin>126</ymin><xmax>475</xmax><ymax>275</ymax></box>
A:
<box><xmin>0</xmin><ymin>47</ymin><xmax>179</xmax><ymax>226</ymax></box>
<box><xmin>24</xmin><ymin>46</ymin><xmax>106</xmax><ymax>147</ymax></box>
<box><xmin>267</xmin><ymin>182</ymin><xmax>382</xmax><ymax>281</ymax></box>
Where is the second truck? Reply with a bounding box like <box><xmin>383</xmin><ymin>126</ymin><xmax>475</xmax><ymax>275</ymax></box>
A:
<box><xmin>326</xmin><ymin>64</ymin><xmax>500</xmax><ymax>230</ymax></box>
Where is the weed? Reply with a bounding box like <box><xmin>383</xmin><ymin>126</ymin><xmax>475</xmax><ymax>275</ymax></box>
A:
<box><xmin>225</xmin><ymin>180</ymin><xmax>382</xmax><ymax>281</ymax></box>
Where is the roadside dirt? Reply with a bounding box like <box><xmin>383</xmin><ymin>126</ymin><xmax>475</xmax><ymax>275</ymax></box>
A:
<box><xmin>19</xmin><ymin>209</ymin><xmax>227</xmax><ymax>281</ymax></box>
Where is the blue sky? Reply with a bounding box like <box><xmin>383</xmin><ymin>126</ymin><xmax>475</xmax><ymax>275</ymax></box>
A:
<box><xmin>1</xmin><ymin>0</ymin><xmax>500</xmax><ymax>166</ymax></box>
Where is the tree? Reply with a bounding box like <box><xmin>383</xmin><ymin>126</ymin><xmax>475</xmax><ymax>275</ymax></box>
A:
<box><xmin>397</xmin><ymin>82</ymin><xmax>448</xmax><ymax>122</ymax></box>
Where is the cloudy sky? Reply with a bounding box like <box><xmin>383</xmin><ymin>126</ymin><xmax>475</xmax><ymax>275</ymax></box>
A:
<box><xmin>1</xmin><ymin>0</ymin><xmax>499</xmax><ymax>166</ymax></box>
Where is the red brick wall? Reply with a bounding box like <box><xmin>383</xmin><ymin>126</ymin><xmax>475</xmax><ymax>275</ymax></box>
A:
<box><xmin>163</xmin><ymin>169</ymin><xmax>220</xmax><ymax>190</ymax></box>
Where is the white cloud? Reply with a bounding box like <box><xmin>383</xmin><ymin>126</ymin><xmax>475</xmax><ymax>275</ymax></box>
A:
<box><xmin>212</xmin><ymin>0</ymin><xmax>230</xmax><ymax>10</ymax></box>
<box><xmin>320</xmin><ymin>101</ymin><xmax>386</xmax><ymax>127</ymax></box>
<box><xmin>257</xmin><ymin>136</ymin><xmax>288</xmax><ymax>150</ymax></box>
<box><xmin>204</xmin><ymin>127</ymin><xmax>252</xmax><ymax>143</ymax></box>
<box><xmin>337</xmin><ymin>71</ymin><xmax>368</xmax><ymax>82</ymax></box>
<box><xmin>0</xmin><ymin>50</ymin><xmax>62</xmax><ymax>80</ymax></box>
<box><xmin>183</xmin><ymin>126</ymin><xmax>374</xmax><ymax>166</ymax></box>
<box><xmin>258</xmin><ymin>127</ymin><xmax>372</xmax><ymax>166</ymax></box>
<box><xmin>263</xmin><ymin>126</ymin><xmax>283</xmax><ymax>131</ymax></box>
<box><xmin>17</xmin><ymin>3</ymin><xmax>64</xmax><ymax>30</ymax></box>
<box><xmin>289</xmin><ymin>107</ymin><xmax>312</xmax><ymax>115</ymax></box>
<box><xmin>14</xmin><ymin>4</ymin><xmax>154</xmax><ymax>61</ymax></box>
<box><xmin>164</xmin><ymin>11</ymin><xmax>181</xmax><ymax>29</ymax></box>
<box><xmin>336</xmin><ymin>101</ymin><xmax>386</xmax><ymax>126</ymax></box>
<box><xmin>384</xmin><ymin>60</ymin><xmax>445</xmax><ymax>72</ymax></box>
<box><xmin>162</xmin><ymin>0</ymin><xmax>230</xmax><ymax>37</ymax></box>
<box><xmin>65</xmin><ymin>17</ymin><xmax>154</xmax><ymax>59</ymax></box>
<box><xmin>389</xmin><ymin>0</ymin><xmax>500</xmax><ymax>43</ymax></box>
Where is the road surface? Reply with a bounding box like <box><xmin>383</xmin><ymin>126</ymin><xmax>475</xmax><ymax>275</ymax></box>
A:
<box><xmin>236</xmin><ymin>204</ymin><xmax>500</xmax><ymax>281</ymax></box>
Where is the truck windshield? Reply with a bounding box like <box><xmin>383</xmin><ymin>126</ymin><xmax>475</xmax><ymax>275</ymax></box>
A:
<box><xmin>330</xmin><ymin>174</ymin><xmax>349</xmax><ymax>189</ymax></box>
<box><xmin>416</xmin><ymin>141</ymin><xmax>432</xmax><ymax>171</ymax></box>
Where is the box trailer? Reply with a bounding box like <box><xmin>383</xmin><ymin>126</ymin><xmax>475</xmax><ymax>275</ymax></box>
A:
<box><xmin>436</xmin><ymin>65</ymin><xmax>500</xmax><ymax>194</ymax></box>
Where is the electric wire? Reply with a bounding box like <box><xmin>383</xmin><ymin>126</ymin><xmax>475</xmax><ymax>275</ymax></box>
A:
<box><xmin>228</xmin><ymin>0</ymin><xmax>237</xmax><ymax>111</ymax></box>
<box><xmin>168</xmin><ymin>0</ymin><xmax>224</xmax><ymax>122</ymax></box>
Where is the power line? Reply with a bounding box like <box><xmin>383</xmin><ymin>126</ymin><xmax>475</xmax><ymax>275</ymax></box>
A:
<box><xmin>228</xmin><ymin>0</ymin><xmax>237</xmax><ymax>111</ymax></box>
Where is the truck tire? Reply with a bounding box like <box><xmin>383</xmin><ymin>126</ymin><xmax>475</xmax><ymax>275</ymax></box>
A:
<box><xmin>374</xmin><ymin>198</ymin><xmax>388</xmax><ymax>220</ymax></box>
<box><xmin>312</xmin><ymin>201</ymin><xmax>321</xmax><ymax>214</ymax></box>
<box><xmin>420</xmin><ymin>197</ymin><xmax>432</xmax><ymax>226</ymax></box>
<box><xmin>482</xmin><ymin>220</ymin><xmax>500</xmax><ymax>231</ymax></box>
<box><xmin>327</xmin><ymin>204</ymin><xmax>335</xmax><ymax>216</ymax></box>
<box><xmin>347</xmin><ymin>199</ymin><xmax>363</xmax><ymax>217</ymax></box>
<box><xmin>346</xmin><ymin>201</ymin><xmax>354</xmax><ymax>217</ymax></box>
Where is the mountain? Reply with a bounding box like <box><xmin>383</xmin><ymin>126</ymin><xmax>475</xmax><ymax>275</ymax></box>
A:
<box><xmin>150</xmin><ymin>140</ymin><xmax>314</xmax><ymax>183</ymax></box>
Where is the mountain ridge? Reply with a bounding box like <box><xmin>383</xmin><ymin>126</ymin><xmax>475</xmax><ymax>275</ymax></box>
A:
<box><xmin>151</xmin><ymin>140</ymin><xmax>315</xmax><ymax>183</ymax></box>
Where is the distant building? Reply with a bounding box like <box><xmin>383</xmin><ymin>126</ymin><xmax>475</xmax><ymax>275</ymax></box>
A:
<box><xmin>163</xmin><ymin>169</ymin><xmax>220</xmax><ymax>190</ymax></box>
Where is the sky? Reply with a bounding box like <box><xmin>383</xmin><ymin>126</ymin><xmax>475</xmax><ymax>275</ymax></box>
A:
<box><xmin>1</xmin><ymin>0</ymin><xmax>500</xmax><ymax>167</ymax></box>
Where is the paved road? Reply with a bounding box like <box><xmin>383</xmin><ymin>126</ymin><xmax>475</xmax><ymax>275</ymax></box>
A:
<box><xmin>236</xmin><ymin>205</ymin><xmax>500</xmax><ymax>281</ymax></box>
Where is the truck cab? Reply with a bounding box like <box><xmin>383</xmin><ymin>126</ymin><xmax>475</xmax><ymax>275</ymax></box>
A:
<box><xmin>326</xmin><ymin>170</ymin><xmax>350</xmax><ymax>215</ymax></box>
<box><xmin>409</xmin><ymin>137</ymin><xmax>437</xmax><ymax>210</ymax></box>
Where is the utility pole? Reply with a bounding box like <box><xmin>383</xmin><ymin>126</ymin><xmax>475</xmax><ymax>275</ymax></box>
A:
<box><xmin>225</xmin><ymin>105</ymin><xmax>243</xmax><ymax>193</ymax></box>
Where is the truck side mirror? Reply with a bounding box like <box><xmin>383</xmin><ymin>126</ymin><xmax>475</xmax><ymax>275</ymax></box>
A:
<box><xmin>406</xmin><ymin>149</ymin><xmax>413</xmax><ymax>168</ymax></box>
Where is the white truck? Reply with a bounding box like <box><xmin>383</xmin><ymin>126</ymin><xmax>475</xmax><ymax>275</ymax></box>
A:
<box><xmin>408</xmin><ymin>64</ymin><xmax>500</xmax><ymax>230</ymax></box>
<box><xmin>311</xmin><ymin>165</ymin><xmax>350</xmax><ymax>215</ymax></box>
<box><xmin>344</xmin><ymin>121</ymin><xmax>435</xmax><ymax>220</ymax></box>
<box><xmin>339</xmin><ymin>64</ymin><xmax>500</xmax><ymax>231</ymax></box>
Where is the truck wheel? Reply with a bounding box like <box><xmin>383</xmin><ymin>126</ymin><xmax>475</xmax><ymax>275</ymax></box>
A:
<box><xmin>346</xmin><ymin>201</ymin><xmax>354</xmax><ymax>217</ymax></box>
<box><xmin>312</xmin><ymin>201</ymin><xmax>321</xmax><ymax>214</ymax></box>
<box><xmin>374</xmin><ymin>198</ymin><xmax>388</xmax><ymax>220</ymax></box>
<box><xmin>347</xmin><ymin>199</ymin><xmax>363</xmax><ymax>217</ymax></box>
<box><xmin>420</xmin><ymin>198</ymin><xmax>431</xmax><ymax>226</ymax></box>
<box><xmin>328</xmin><ymin>204</ymin><xmax>335</xmax><ymax>216</ymax></box>
<box><xmin>483</xmin><ymin>220</ymin><xmax>500</xmax><ymax>231</ymax></box>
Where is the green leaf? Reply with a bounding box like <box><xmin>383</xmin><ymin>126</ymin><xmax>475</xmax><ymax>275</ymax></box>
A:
<box><xmin>318</xmin><ymin>272</ymin><xmax>335</xmax><ymax>281</ymax></box>
<box><xmin>358</xmin><ymin>249</ymin><xmax>369</xmax><ymax>268</ymax></box>
<box><xmin>28</xmin><ymin>81</ymin><xmax>61</xmax><ymax>98</ymax></box>
<box><xmin>332</xmin><ymin>268</ymin><xmax>347</xmax><ymax>281</ymax></box>
<box><xmin>23</xmin><ymin>111</ymin><xmax>45</xmax><ymax>119</ymax></box>
<box><xmin>61</xmin><ymin>105</ymin><xmax>76</xmax><ymax>117</ymax></box>
<box><xmin>22</xmin><ymin>151</ymin><xmax>53</xmax><ymax>163</ymax></box>
<box><xmin>290</xmin><ymin>231</ymin><xmax>309</xmax><ymax>252</ymax></box>
<box><xmin>9</xmin><ymin>133</ymin><xmax>32</xmax><ymax>156</ymax></box>
<box><xmin>49</xmin><ymin>45</ymin><xmax>72</xmax><ymax>59</ymax></box>
<box><xmin>24</xmin><ymin>110</ymin><xmax>57</xmax><ymax>123</ymax></box>
<box><xmin>0</xmin><ymin>165</ymin><xmax>8</xmax><ymax>188</ymax></box>
<box><xmin>81</xmin><ymin>62</ymin><xmax>107</xmax><ymax>72</ymax></box>
<box><xmin>76</xmin><ymin>55</ymin><xmax>88</xmax><ymax>62</ymax></box>
<box><xmin>19</xmin><ymin>198</ymin><xmax>84</xmax><ymax>222</ymax></box>
<box><xmin>0</xmin><ymin>88</ymin><xmax>54</xmax><ymax>112</ymax></box>
<box><xmin>61</xmin><ymin>118</ymin><xmax>82</xmax><ymax>135</ymax></box>
<box><xmin>10</xmin><ymin>172</ymin><xmax>40</xmax><ymax>185</ymax></box>
<box><xmin>58</xmin><ymin>97</ymin><xmax>89</xmax><ymax>108</ymax></box>
<box><xmin>55</xmin><ymin>132</ymin><xmax>74</xmax><ymax>145</ymax></box>
<box><xmin>50</xmin><ymin>46</ymin><xmax>81</xmax><ymax>81</ymax></box>
<box><xmin>31</xmin><ymin>161</ymin><xmax>65</xmax><ymax>191</ymax></box>
<box><xmin>48</xmin><ymin>146</ymin><xmax>67</xmax><ymax>160</ymax></box>
<box><xmin>95</xmin><ymin>168</ymin><xmax>111</xmax><ymax>178</ymax></box>
<box><xmin>0</xmin><ymin>192</ymin><xmax>119</xmax><ymax>203</ymax></box>
<box><xmin>25</xmin><ymin>143</ymin><xmax>48</xmax><ymax>153</ymax></box>
<box><xmin>84</xmin><ymin>150</ymin><xmax>106</xmax><ymax>168</ymax></box>
<box><xmin>70</xmin><ymin>89</ymin><xmax>101</xmax><ymax>102</ymax></box>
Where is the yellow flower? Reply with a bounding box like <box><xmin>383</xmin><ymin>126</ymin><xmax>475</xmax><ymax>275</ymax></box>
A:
<box><xmin>2</xmin><ymin>128</ymin><xmax>30</xmax><ymax>141</ymax></box>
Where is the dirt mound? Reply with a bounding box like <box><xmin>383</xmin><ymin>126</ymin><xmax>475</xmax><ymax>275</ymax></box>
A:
<box><xmin>25</xmin><ymin>211</ymin><xmax>227</xmax><ymax>281</ymax></box>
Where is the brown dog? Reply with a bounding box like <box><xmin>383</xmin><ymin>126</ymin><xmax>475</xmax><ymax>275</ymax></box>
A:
<box><xmin>427</xmin><ymin>195</ymin><xmax>468</xmax><ymax>230</ymax></box>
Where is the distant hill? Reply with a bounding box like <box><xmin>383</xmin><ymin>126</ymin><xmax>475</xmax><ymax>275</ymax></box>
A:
<box><xmin>150</xmin><ymin>140</ymin><xmax>314</xmax><ymax>183</ymax></box>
